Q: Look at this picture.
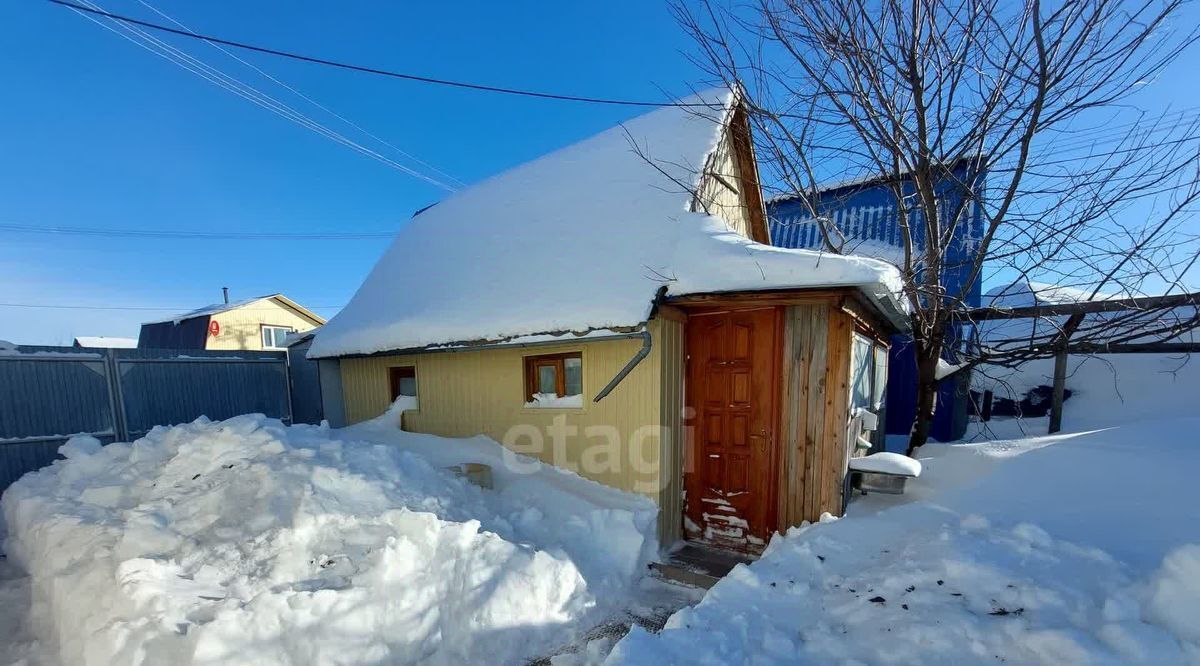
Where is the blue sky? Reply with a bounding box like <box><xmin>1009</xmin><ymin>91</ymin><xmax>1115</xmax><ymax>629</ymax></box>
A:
<box><xmin>2</xmin><ymin>1</ymin><xmax>1197</xmax><ymax>344</ymax></box>
<box><xmin>0</xmin><ymin>1</ymin><xmax>700</xmax><ymax>343</ymax></box>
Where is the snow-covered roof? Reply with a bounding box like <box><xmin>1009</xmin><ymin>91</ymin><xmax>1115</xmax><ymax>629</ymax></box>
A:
<box><xmin>983</xmin><ymin>278</ymin><xmax>1119</xmax><ymax>309</ymax></box>
<box><xmin>978</xmin><ymin>277</ymin><xmax>1196</xmax><ymax>347</ymax></box>
<box><xmin>72</xmin><ymin>336</ymin><xmax>137</xmax><ymax>348</ymax></box>
<box><xmin>309</xmin><ymin>89</ymin><xmax>906</xmax><ymax>358</ymax></box>
<box><xmin>144</xmin><ymin>294</ymin><xmax>325</xmax><ymax>326</ymax></box>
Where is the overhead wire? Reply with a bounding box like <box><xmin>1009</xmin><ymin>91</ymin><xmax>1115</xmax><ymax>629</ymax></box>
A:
<box><xmin>132</xmin><ymin>0</ymin><xmax>465</xmax><ymax>189</ymax></box>
<box><xmin>0</xmin><ymin>302</ymin><xmax>344</xmax><ymax>311</ymax></box>
<box><xmin>47</xmin><ymin>0</ymin><xmax>715</xmax><ymax>108</ymax></box>
<box><xmin>66</xmin><ymin>0</ymin><xmax>460</xmax><ymax>191</ymax></box>
<box><xmin>0</xmin><ymin>222</ymin><xmax>396</xmax><ymax>240</ymax></box>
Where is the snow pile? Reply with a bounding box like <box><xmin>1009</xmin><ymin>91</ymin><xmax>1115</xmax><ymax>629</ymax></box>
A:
<box><xmin>309</xmin><ymin>89</ymin><xmax>903</xmax><ymax>358</ymax></box>
<box><xmin>847</xmin><ymin>451</ymin><xmax>921</xmax><ymax>477</ymax></box>
<box><xmin>606</xmin><ymin>417</ymin><xmax>1200</xmax><ymax>664</ymax></box>
<box><xmin>2</xmin><ymin>414</ymin><xmax>657</xmax><ymax>665</ymax></box>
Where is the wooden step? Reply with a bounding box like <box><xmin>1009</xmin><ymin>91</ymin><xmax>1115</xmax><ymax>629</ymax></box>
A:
<box><xmin>650</xmin><ymin>542</ymin><xmax>757</xmax><ymax>589</ymax></box>
<box><xmin>650</xmin><ymin>561</ymin><xmax>721</xmax><ymax>589</ymax></box>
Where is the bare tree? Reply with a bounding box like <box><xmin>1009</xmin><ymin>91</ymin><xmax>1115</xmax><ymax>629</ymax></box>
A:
<box><xmin>674</xmin><ymin>0</ymin><xmax>1200</xmax><ymax>450</ymax></box>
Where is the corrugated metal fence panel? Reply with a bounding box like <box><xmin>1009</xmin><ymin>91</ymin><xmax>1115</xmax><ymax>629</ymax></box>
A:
<box><xmin>115</xmin><ymin>349</ymin><xmax>291</xmax><ymax>437</ymax></box>
<box><xmin>0</xmin><ymin>346</ymin><xmax>294</xmax><ymax>492</ymax></box>
<box><xmin>0</xmin><ymin>346</ymin><xmax>117</xmax><ymax>490</ymax></box>
<box><xmin>0</xmin><ymin>348</ymin><xmax>114</xmax><ymax>440</ymax></box>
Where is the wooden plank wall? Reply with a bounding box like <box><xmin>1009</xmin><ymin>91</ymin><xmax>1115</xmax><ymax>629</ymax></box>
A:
<box><xmin>777</xmin><ymin>302</ymin><xmax>854</xmax><ymax>526</ymax></box>
<box><xmin>656</xmin><ymin>316</ymin><xmax>686</xmax><ymax>546</ymax></box>
<box><xmin>822</xmin><ymin>309</ymin><xmax>853</xmax><ymax>516</ymax></box>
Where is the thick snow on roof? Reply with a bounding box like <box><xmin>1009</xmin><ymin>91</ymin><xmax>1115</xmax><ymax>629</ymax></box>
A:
<box><xmin>310</xmin><ymin>89</ymin><xmax>903</xmax><ymax>358</ymax></box>
<box><xmin>983</xmin><ymin>278</ymin><xmax>1118</xmax><ymax>309</ymax></box>
<box><xmin>979</xmin><ymin>277</ymin><xmax>1196</xmax><ymax>347</ymax></box>
<box><xmin>72</xmin><ymin>336</ymin><xmax>137</xmax><ymax>348</ymax></box>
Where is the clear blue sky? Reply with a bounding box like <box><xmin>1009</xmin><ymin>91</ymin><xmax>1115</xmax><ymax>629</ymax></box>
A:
<box><xmin>2</xmin><ymin>1</ymin><xmax>1197</xmax><ymax>344</ymax></box>
<box><xmin>0</xmin><ymin>0</ymin><xmax>702</xmax><ymax>343</ymax></box>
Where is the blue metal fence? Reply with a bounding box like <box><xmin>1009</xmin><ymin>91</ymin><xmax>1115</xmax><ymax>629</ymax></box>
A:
<box><xmin>0</xmin><ymin>346</ymin><xmax>294</xmax><ymax>490</ymax></box>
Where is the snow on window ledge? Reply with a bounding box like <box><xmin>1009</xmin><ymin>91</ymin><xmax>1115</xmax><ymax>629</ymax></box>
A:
<box><xmin>524</xmin><ymin>393</ymin><xmax>584</xmax><ymax>409</ymax></box>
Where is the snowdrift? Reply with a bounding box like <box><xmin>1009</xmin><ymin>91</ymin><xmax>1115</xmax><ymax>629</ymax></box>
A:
<box><xmin>607</xmin><ymin>418</ymin><xmax>1200</xmax><ymax>665</ymax></box>
<box><xmin>1</xmin><ymin>414</ymin><xmax>657</xmax><ymax>666</ymax></box>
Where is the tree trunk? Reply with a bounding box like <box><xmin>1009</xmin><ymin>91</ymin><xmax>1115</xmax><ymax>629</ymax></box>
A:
<box><xmin>906</xmin><ymin>351</ymin><xmax>941</xmax><ymax>455</ymax></box>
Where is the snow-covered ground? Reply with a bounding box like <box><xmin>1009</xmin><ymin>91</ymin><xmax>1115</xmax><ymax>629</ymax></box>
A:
<box><xmin>606</xmin><ymin>414</ymin><xmax>1200</xmax><ymax>664</ymax></box>
<box><xmin>3</xmin><ymin>354</ymin><xmax>1198</xmax><ymax>665</ymax></box>
<box><xmin>972</xmin><ymin>352</ymin><xmax>1198</xmax><ymax>435</ymax></box>
<box><xmin>0</xmin><ymin>408</ymin><xmax>660</xmax><ymax>666</ymax></box>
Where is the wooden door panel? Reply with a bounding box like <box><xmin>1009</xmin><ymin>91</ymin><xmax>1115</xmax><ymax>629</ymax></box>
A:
<box><xmin>684</xmin><ymin>307</ymin><xmax>780</xmax><ymax>551</ymax></box>
<box><xmin>732</xmin><ymin>324</ymin><xmax>752</xmax><ymax>359</ymax></box>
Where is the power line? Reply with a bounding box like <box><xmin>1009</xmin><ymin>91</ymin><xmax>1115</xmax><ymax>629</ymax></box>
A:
<box><xmin>65</xmin><ymin>0</ymin><xmax>460</xmax><ymax>191</ymax></box>
<box><xmin>133</xmin><ymin>0</ymin><xmax>465</xmax><ymax>190</ymax></box>
<box><xmin>0</xmin><ymin>222</ymin><xmax>396</xmax><ymax>240</ymax></box>
<box><xmin>0</xmin><ymin>302</ymin><xmax>343</xmax><ymax>311</ymax></box>
<box><xmin>47</xmin><ymin>0</ymin><xmax>714</xmax><ymax>108</ymax></box>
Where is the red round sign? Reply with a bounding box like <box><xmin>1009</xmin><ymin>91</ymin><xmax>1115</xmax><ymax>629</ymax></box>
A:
<box><xmin>208</xmin><ymin>320</ymin><xmax>220</xmax><ymax>337</ymax></box>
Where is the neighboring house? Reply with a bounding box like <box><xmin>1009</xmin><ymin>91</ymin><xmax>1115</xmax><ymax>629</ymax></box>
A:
<box><xmin>766</xmin><ymin>162</ymin><xmax>985</xmax><ymax>442</ymax></box>
<box><xmin>138</xmin><ymin>294</ymin><xmax>325</xmax><ymax>351</ymax></box>
<box><xmin>308</xmin><ymin>89</ymin><xmax>909</xmax><ymax>553</ymax></box>
<box><xmin>72</xmin><ymin>336</ymin><xmax>137</xmax><ymax>349</ymax></box>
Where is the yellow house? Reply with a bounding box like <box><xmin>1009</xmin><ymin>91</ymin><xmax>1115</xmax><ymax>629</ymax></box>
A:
<box><xmin>309</xmin><ymin>88</ymin><xmax>908</xmax><ymax>552</ymax></box>
<box><xmin>138</xmin><ymin>294</ymin><xmax>325</xmax><ymax>351</ymax></box>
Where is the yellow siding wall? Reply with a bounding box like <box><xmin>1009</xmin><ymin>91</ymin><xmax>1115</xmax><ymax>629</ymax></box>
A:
<box><xmin>695</xmin><ymin>126</ymin><xmax>754</xmax><ymax>239</ymax></box>
<box><xmin>339</xmin><ymin>321</ymin><xmax>675</xmax><ymax>502</ymax></box>
<box><xmin>207</xmin><ymin>299</ymin><xmax>321</xmax><ymax>351</ymax></box>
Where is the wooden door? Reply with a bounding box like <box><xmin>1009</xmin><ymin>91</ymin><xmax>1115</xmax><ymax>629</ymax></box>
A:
<box><xmin>684</xmin><ymin>307</ymin><xmax>781</xmax><ymax>551</ymax></box>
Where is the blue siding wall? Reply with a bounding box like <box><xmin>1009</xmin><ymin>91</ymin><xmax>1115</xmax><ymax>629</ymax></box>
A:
<box><xmin>767</xmin><ymin>168</ymin><xmax>984</xmax><ymax>308</ymax></box>
<box><xmin>767</xmin><ymin>167</ymin><xmax>984</xmax><ymax>441</ymax></box>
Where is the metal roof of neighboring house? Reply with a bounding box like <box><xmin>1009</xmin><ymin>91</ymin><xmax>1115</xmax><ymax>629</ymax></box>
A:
<box><xmin>142</xmin><ymin>294</ymin><xmax>326</xmax><ymax>326</ymax></box>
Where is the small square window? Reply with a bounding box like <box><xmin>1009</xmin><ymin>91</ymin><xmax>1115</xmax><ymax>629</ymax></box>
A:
<box><xmin>261</xmin><ymin>325</ymin><xmax>294</xmax><ymax>349</ymax></box>
<box><xmin>524</xmin><ymin>352</ymin><xmax>583</xmax><ymax>407</ymax></box>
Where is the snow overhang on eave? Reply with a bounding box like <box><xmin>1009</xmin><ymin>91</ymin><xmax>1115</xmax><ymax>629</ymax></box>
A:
<box><xmin>305</xmin><ymin>326</ymin><xmax>648</xmax><ymax>361</ymax></box>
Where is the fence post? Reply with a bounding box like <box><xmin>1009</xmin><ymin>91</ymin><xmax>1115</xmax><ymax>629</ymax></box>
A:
<box><xmin>104</xmin><ymin>348</ymin><xmax>130</xmax><ymax>442</ymax></box>
<box><xmin>1048</xmin><ymin>346</ymin><xmax>1067</xmax><ymax>435</ymax></box>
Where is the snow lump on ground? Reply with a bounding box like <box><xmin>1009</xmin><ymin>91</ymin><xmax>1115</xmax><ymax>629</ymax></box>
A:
<box><xmin>1</xmin><ymin>413</ymin><xmax>658</xmax><ymax>666</ymax></box>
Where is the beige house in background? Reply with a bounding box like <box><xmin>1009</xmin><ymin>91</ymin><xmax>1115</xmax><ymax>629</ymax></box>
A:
<box><xmin>138</xmin><ymin>294</ymin><xmax>325</xmax><ymax>351</ymax></box>
<box><xmin>309</xmin><ymin>89</ymin><xmax>907</xmax><ymax>553</ymax></box>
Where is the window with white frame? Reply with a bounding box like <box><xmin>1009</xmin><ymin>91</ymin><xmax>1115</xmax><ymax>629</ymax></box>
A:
<box><xmin>261</xmin><ymin>325</ymin><xmax>294</xmax><ymax>349</ymax></box>
<box><xmin>850</xmin><ymin>332</ymin><xmax>889</xmax><ymax>412</ymax></box>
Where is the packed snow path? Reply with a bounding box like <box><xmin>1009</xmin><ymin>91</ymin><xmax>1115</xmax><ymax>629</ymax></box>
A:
<box><xmin>1</xmin><ymin>414</ymin><xmax>659</xmax><ymax>666</ymax></box>
<box><xmin>606</xmin><ymin>417</ymin><xmax>1200</xmax><ymax>665</ymax></box>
